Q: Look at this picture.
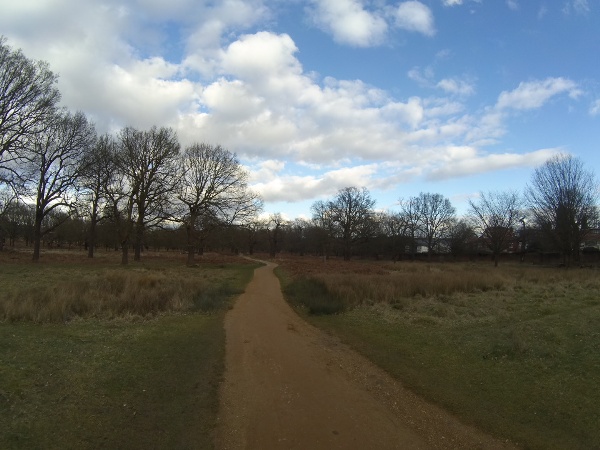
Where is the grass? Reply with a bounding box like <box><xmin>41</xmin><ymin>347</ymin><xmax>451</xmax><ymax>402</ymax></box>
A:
<box><xmin>0</xmin><ymin>251</ymin><xmax>255</xmax><ymax>322</ymax></box>
<box><xmin>0</xmin><ymin>250</ymin><xmax>259</xmax><ymax>449</ymax></box>
<box><xmin>276</xmin><ymin>258</ymin><xmax>600</xmax><ymax>450</ymax></box>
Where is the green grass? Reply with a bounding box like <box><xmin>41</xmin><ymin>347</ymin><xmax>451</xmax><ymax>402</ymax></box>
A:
<box><xmin>0</xmin><ymin>254</ymin><xmax>258</xmax><ymax>449</ymax></box>
<box><xmin>276</xmin><ymin>263</ymin><xmax>600</xmax><ymax>450</ymax></box>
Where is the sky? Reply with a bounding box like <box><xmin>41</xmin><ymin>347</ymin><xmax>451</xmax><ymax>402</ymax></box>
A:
<box><xmin>2</xmin><ymin>0</ymin><xmax>599</xmax><ymax>219</ymax></box>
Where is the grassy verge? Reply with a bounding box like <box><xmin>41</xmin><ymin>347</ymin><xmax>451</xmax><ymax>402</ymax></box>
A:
<box><xmin>0</xmin><ymin>252</ymin><xmax>258</xmax><ymax>449</ymax></box>
<box><xmin>276</xmin><ymin>260</ymin><xmax>600</xmax><ymax>450</ymax></box>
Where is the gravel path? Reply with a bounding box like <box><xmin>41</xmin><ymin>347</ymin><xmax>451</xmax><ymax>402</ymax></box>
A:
<box><xmin>215</xmin><ymin>261</ymin><xmax>517</xmax><ymax>449</ymax></box>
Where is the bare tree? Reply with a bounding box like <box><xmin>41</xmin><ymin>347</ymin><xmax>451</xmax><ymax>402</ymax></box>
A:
<box><xmin>175</xmin><ymin>143</ymin><xmax>262</xmax><ymax>265</ymax></box>
<box><xmin>526</xmin><ymin>154</ymin><xmax>599</xmax><ymax>266</ymax></box>
<box><xmin>469</xmin><ymin>191</ymin><xmax>522</xmax><ymax>266</ymax></box>
<box><xmin>0</xmin><ymin>37</ymin><xmax>60</xmax><ymax>180</ymax></box>
<box><xmin>266</xmin><ymin>213</ymin><xmax>286</xmax><ymax>258</ymax></box>
<box><xmin>412</xmin><ymin>192</ymin><xmax>455</xmax><ymax>259</ymax></box>
<box><xmin>447</xmin><ymin>219</ymin><xmax>476</xmax><ymax>259</ymax></box>
<box><xmin>319</xmin><ymin>187</ymin><xmax>376</xmax><ymax>261</ymax></box>
<box><xmin>116</xmin><ymin>126</ymin><xmax>180</xmax><ymax>262</ymax></box>
<box><xmin>398</xmin><ymin>197</ymin><xmax>421</xmax><ymax>259</ymax></box>
<box><xmin>78</xmin><ymin>134</ymin><xmax>116</xmax><ymax>258</ymax></box>
<box><xmin>19</xmin><ymin>111</ymin><xmax>96</xmax><ymax>261</ymax></box>
<box><xmin>311</xmin><ymin>199</ymin><xmax>336</xmax><ymax>259</ymax></box>
<box><xmin>378</xmin><ymin>210</ymin><xmax>412</xmax><ymax>261</ymax></box>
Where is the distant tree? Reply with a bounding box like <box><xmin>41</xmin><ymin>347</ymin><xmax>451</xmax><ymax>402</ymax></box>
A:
<box><xmin>286</xmin><ymin>218</ymin><xmax>310</xmax><ymax>255</ymax></box>
<box><xmin>447</xmin><ymin>219</ymin><xmax>476</xmax><ymax>259</ymax></box>
<box><xmin>377</xmin><ymin>211</ymin><xmax>410</xmax><ymax>260</ymax></box>
<box><xmin>242</xmin><ymin>219</ymin><xmax>263</xmax><ymax>255</ymax></box>
<box><xmin>175</xmin><ymin>143</ymin><xmax>262</xmax><ymax>265</ymax></box>
<box><xmin>3</xmin><ymin>200</ymin><xmax>35</xmax><ymax>246</ymax></box>
<box><xmin>526</xmin><ymin>154</ymin><xmax>599</xmax><ymax>266</ymax></box>
<box><xmin>325</xmin><ymin>187</ymin><xmax>376</xmax><ymax>260</ymax></box>
<box><xmin>411</xmin><ymin>192</ymin><xmax>455</xmax><ymax>259</ymax></box>
<box><xmin>78</xmin><ymin>134</ymin><xmax>116</xmax><ymax>258</ymax></box>
<box><xmin>116</xmin><ymin>126</ymin><xmax>180</xmax><ymax>262</ymax></box>
<box><xmin>468</xmin><ymin>191</ymin><xmax>523</xmax><ymax>266</ymax></box>
<box><xmin>19</xmin><ymin>111</ymin><xmax>96</xmax><ymax>261</ymax></box>
<box><xmin>310</xmin><ymin>199</ymin><xmax>337</xmax><ymax>259</ymax></box>
<box><xmin>397</xmin><ymin>197</ymin><xmax>421</xmax><ymax>258</ymax></box>
<box><xmin>266</xmin><ymin>213</ymin><xmax>285</xmax><ymax>258</ymax></box>
<box><xmin>0</xmin><ymin>37</ymin><xmax>60</xmax><ymax>181</ymax></box>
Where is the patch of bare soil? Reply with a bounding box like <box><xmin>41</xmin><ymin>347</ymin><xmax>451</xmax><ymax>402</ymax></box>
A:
<box><xmin>215</xmin><ymin>261</ymin><xmax>517</xmax><ymax>449</ymax></box>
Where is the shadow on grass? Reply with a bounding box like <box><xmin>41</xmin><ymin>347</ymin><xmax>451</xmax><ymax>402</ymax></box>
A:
<box><xmin>283</xmin><ymin>277</ymin><xmax>346</xmax><ymax>315</ymax></box>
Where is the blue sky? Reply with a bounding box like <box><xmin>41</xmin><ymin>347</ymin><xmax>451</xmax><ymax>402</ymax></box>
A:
<box><xmin>2</xmin><ymin>0</ymin><xmax>599</xmax><ymax>218</ymax></box>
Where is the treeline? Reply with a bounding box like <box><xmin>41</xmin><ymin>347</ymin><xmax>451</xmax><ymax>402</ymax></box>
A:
<box><xmin>1</xmin><ymin>38</ymin><xmax>599</xmax><ymax>266</ymax></box>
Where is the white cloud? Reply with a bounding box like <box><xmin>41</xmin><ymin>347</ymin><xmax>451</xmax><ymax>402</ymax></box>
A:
<box><xmin>436</xmin><ymin>78</ymin><xmax>476</xmax><ymax>96</ymax></box>
<box><xmin>442</xmin><ymin>0</ymin><xmax>463</xmax><ymax>5</ymax></box>
<box><xmin>496</xmin><ymin>78</ymin><xmax>580</xmax><ymax>111</ymax></box>
<box><xmin>427</xmin><ymin>148</ymin><xmax>561</xmax><ymax>180</ymax></box>
<box><xmin>0</xmin><ymin>1</ymin><xmax>582</xmax><ymax>213</ymax></box>
<box><xmin>252</xmin><ymin>164</ymin><xmax>379</xmax><ymax>202</ymax></box>
<box><xmin>563</xmin><ymin>0</ymin><xmax>590</xmax><ymax>15</ymax></box>
<box><xmin>506</xmin><ymin>0</ymin><xmax>519</xmax><ymax>11</ymax></box>
<box><xmin>309</xmin><ymin>0</ymin><xmax>388</xmax><ymax>47</ymax></box>
<box><xmin>590</xmin><ymin>99</ymin><xmax>600</xmax><ymax>116</ymax></box>
<box><xmin>393</xmin><ymin>1</ymin><xmax>436</xmax><ymax>36</ymax></box>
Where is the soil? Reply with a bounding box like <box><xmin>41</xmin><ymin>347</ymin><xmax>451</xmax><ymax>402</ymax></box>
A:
<box><xmin>215</xmin><ymin>261</ymin><xmax>518</xmax><ymax>449</ymax></box>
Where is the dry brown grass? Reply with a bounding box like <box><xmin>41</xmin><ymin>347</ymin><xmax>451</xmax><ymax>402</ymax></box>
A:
<box><xmin>0</xmin><ymin>248</ymin><xmax>256</xmax><ymax>322</ymax></box>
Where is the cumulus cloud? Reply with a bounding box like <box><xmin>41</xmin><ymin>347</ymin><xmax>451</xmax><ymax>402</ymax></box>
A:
<box><xmin>590</xmin><ymin>99</ymin><xmax>600</xmax><ymax>116</ymax></box>
<box><xmin>252</xmin><ymin>164</ymin><xmax>379</xmax><ymax>202</ymax></box>
<box><xmin>496</xmin><ymin>78</ymin><xmax>580</xmax><ymax>111</ymax></box>
<box><xmin>308</xmin><ymin>0</ymin><xmax>388</xmax><ymax>47</ymax></box>
<box><xmin>442</xmin><ymin>0</ymin><xmax>464</xmax><ymax>6</ymax></box>
<box><xmin>393</xmin><ymin>1</ymin><xmax>436</xmax><ymax>36</ymax></box>
<box><xmin>0</xmin><ymin>0</ymin><xmax>584</xmax><ymax>212</ymax></box>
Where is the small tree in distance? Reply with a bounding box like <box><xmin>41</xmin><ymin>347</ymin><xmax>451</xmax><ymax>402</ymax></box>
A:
<box><xmin>468</xmin><ymin>191</ymin><xmax>522</xmax><ymax>267</ymax></box>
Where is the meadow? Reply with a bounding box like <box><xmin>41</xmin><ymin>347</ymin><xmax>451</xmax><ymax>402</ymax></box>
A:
<box><xmin>0</xmin><ymin>249</ymin><xmax>258</xmax><ymax>449</ymax></box>
<box><xmin>277</xmin><ymin>257</ymin><xmax>600</xmax><ymax>450</ymax></box>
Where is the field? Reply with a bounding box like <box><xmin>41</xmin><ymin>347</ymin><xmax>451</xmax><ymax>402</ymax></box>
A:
<box><xmin>0</xmin><ymin>248</ymin><xmax>258</xmax><ymax>449</ymax></box>
<box><xmin>276</xmin><ymin>256</ymin><xmax>600</xmax><ymax>450</ymax></box>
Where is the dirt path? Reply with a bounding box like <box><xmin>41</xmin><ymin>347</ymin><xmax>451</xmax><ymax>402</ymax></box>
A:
<box><xmin>215</xmin><ymin>262</ymin><xmax>517</xmax><ymax>449</ymax></box>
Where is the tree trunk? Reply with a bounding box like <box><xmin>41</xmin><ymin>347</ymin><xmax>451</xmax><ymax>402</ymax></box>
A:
<box><xmin>87</xmin><ymin>218</ymin><xmax>97</xmax><ymax>258</ymax></box>
<box><xmin>88</xmin><ymin>202</ymin><xmax>99</xmax><ymax>258</ymax></box>
<box><xmin>32</xmin><ymin>213</ymin><xmax>43</xmax><ymax>262</ymax></box>
<box><xmin>186</xmin><ymin>222</ymin><xmax>196</xmax><ymax>266</ymax></box>
<box><xmin>134</xmin><ymin>219</ymin><xmax>143</xmax><ymax>261</ymax></box>
<box><xmin>121</xmin><ymin>242</ymin><xmax>129</xmax><ymax>265</ymax></box>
